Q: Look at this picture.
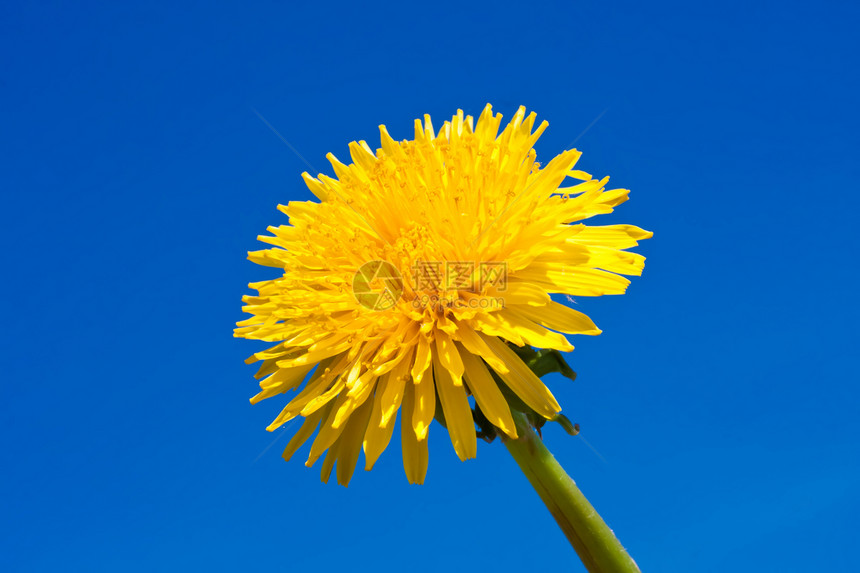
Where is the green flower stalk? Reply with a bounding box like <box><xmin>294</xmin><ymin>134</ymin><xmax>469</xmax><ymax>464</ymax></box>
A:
<box><xmin>504</xmin><ymin>409</ymin><xmax>640</xmax><ymax>573</ymax></box>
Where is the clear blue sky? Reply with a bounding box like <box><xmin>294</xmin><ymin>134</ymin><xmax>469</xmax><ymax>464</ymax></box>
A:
<box><xmin>2</xmin><ymin>1</ymin><xmax>858</xmax><ymax>571</ymax></box>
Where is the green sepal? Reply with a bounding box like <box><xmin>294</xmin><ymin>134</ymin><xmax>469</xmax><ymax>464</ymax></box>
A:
<box><xmin>469</xmin><ymin>343</ymin><xmax>580</xmax><ymax>440</ymax></box>
<box><xmin>552</xmin><ymin>413</ymin><xmax>580</xmax><ymax>436</ymax></box>
<box><xmin>509</xmin><ymin>345</ymin><xmax>577</xmax><ymax>381</ymax></box>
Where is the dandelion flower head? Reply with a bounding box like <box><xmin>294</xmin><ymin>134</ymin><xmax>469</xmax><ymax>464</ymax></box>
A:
<box><xmin>236</xmin><ymin>104</ymin><xmax>651</xmax><ymax>485</ymax></box>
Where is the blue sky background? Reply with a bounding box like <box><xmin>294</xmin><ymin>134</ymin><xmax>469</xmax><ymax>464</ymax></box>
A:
<box><xmin>2</xmin><ymin>1</ymin><xmax>858</xmax><ymax>571</ymax></box>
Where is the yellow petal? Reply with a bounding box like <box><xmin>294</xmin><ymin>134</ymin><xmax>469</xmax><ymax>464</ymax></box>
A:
<box><xmin>434</xmin><ymin>331</ymin><xmax>464</xmax><ymax>385</ymax></box>
<box><xmin>433</xmin><ymin>353</ymin><xmax>477</xmax><ymax>461</ymax></box>
<box><xmin>334</xmin><ymin>398</ymin><xmax>374</xmax><ymax>486</ymax></box>
<box><xmin>363</xmin><ymin>373</ymin><xmax>399</xmax><ymax>470</ymax></box>
<box><xmin>250</xmin><ymin>363</ymin><xmax>314</xmax><ymax>405</ymax></box>
<box><xmin>380</xmin><ymin>347</ymin><xmax>413</xmax><ymax>426</ymax></box>
<box><xmin>494</xmin><ymin>281</ymin><xmax>551</xmax><ymax>306</ymax></box>
<box><xmin>507</xmin><ymin>302</ymin><xmax>601</xmax><ymax>335</ymax></box>
<box><xmin>587</xmin><ymin>246</ymin><xmax>647</xmax><ymax>276</ymax></box>
<box><xmin>480</xmin><ymin>333</ymin><xmax>561</xmax><ymax>419</ymax></box>
<box><xmin>411</xmin><ymin>334</ymin><xmax>433</xmax><ymax>383</ymax></box>
<box><xmin>474</xmin><ymin>310</ymin><xmax>574</xmax><ymax>352</ymax></box>
<box><xmin>455</xmin><ymin>324</ymin><xmax>509</xmax><ymax>374</ymax></box>
<box><xmin>569</xmin><ymin>224</ymin><xmax>653</xmax><ymax>248</ymax></box>
<box><xmin>305</xmin><ymin>392</ymin><xmax>350</xmax><ymax>467</ymax></box>
<box><xmin>333</xmin><ymin>372</ymin><xmax>376</xmax><ymax>428</ymax></box>
<box><xmin>459</xmin><ymin>345</ymin><xmax>517</xmax><ymax>438</ymax></box>
<box><xmin>412</xmin><ymin>360</ymin><xmax>435</xmax><ymax>440</ymax></box>
<box><xmin>282</xmin><ymin>403</ymin><xmax>330</xmax><ymax>462</ymax></box>
<box><xmin>512</xmin><ymin>264</ymin><xmax>631</xmax><ymax>296</ymax></box>
<box><xmin>401</xmin><ymin>382</ymin><xmax>429</xmax><ymax>484</ymax></box>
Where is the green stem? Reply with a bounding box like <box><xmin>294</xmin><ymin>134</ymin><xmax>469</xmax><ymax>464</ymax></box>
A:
<box><xmin>503</xmin><ymin>411</ymin><xmax>640</xmax><ymax>573</ymax></box>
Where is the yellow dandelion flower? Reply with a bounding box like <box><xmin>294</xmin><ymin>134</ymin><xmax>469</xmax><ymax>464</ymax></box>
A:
<box><xmin>236</xmin><ymin>104</ymin><xmax>651</xmax><ymax>486</ymax></box>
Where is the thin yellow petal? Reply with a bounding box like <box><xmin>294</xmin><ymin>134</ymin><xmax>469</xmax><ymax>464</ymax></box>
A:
<box><xmin>332</xmin><ymin>372</ymin><xmax>376</xmax><ymax>428</ymax></box>
<box><xmin>459</xmin><ymin>345</ymin><xmax>517</xmax><ymax>438</ymax></box>
<box><xmin>474</xmin><ymin>310</ymin><xmax>574</xmax><ymax>352</ymax></box>
<box><xmin>401</xmin><ymin>382</ymin><xmax>429</xmax><ymax>484</ymax></box>
<box><xmin>480</xmin><ymin>333</ymin><xmax>561</xmax><ymax>418</ymax></box>
<box><xmin>411</xmin><ymin>335</ymin><xmax>433</xmax><ymax>383</ymax></box>
<box><xmin>250</xmin><ymin>363</ymin><xmax>314</xmax><ymax>405</ymax></box>
<box><xmin>569</xmin><ymin>224</ymin><xmax>653</xmax><ymax>248</ymax></box>
<box><xmin>512</xmin><ymin>264</ymin><xmax>631</xmax><ymax>296</ymax></box>
<box><xmin>320</xmin><ymin>439</ymin><xmax>338</xmax><ymax>483</ymax></box>
<box><xmin>380</xmin><ymin>347</ymin><xmax>413</xmax><ymax>426</ymax></box>
<box><xmin>305</xmin><ymin>392</ymin><xmax>350</xmax><ymax>466</ymax></box>
<box><xmin>433</xmin><ymin>353</ymin><xmax>477</xmax><ymax>460</ymax></box>
<box><xmin>282</xmin><ymin>403</ymin><xmax>330</xmax><ymax>462</ymax></box>
<box><xmin>434</xmin><ymin>331</ymin><xmax>464</xmax><ymax>385</ymax></box>
<box><xmin>335</xmin><ymin>398</ymin><xmax>374</xmax><ymax>486</ymax></box>
<box><xmin>363</xmin><ymin>373</ymin><xmax>398</xmax><ymax>470</ymax></box>
<box><xmin>507</xmin><ymin>302</ymin><xmax>601</xmax><ymax>335</ymax></box>
<box><xmin>412</xmin><ymin>360</ymin><xmax>435</xmax><ymax>440</ymax></box>
<box><xmin>455</xmin><ymin>323</ymin><xmax>510</xmax><ymax>374</ymax></box>
<box><xmin>494</xmin><ymin>281</ymin><xmax>551</xmax><ymax>306</ymax></box>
